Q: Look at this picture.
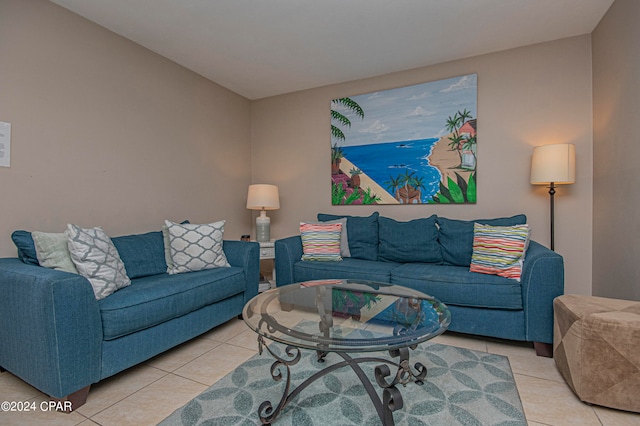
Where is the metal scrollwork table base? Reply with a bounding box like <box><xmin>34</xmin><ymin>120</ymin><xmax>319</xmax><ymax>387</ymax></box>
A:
<box><xmin>242</xmin><ymin>279</ymin><xmax>451</xmax><ymax>426</ymax></box>
<box><xmin>256</xmin><ymin>335</ymin><xmax>427</xmax><ymax>425</ymax></box>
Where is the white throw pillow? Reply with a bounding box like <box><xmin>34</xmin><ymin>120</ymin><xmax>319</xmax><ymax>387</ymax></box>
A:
<box><xmin>162</xmin><ymin>224</ymin><xmax>175</xmax><ymax>271</ymax></box>
<box><xmin>66</xmin><ymin>224</ymin><xmax>131</xmax><ymax>300</ymax></box>
<box><xmin>32</xmin><ymin>231</ymin><xmax>78</xmax><ymax>274</ymax></box>
<box><xmin>164</xmin><ymin>220</ymin><xmax>230</xmax><ymax>274</ymax></box>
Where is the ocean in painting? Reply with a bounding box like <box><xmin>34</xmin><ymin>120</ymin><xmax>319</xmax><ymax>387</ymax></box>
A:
<box><xmin>341</xmin><ymin>138</ymin><xmax>441</xmax><ymax>203</ymax></box>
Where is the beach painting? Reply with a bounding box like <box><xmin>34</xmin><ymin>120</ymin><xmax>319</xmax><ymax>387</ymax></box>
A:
<box><xmin>330</xmin><ymin>74</ymin><xmax>477</xmax><ymax>205</ymax></box>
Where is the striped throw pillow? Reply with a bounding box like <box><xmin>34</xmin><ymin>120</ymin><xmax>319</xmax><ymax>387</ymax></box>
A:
<box><xmin>300</xmin><ymin>222</ymin><xmax>343</xmax><ymax>261</ymax></box>
<box><xmin>469</xmin><ymin>223</ymin><xmax>531</xmax><ymax>281</ymax></box>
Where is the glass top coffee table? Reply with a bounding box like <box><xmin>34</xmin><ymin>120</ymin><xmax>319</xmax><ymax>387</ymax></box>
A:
<box><xmin>242</xmin><ymin>279</ymin><xmax>451</xmax><ymax>425</ymax></box>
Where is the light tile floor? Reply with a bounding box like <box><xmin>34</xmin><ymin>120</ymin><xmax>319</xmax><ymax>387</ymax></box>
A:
<box><xmin>1</xmin><ymin>318</ymin><xmax>639</xmax><ymax>426</ymax></box>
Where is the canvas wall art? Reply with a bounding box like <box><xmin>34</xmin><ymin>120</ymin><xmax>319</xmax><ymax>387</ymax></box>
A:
<box><xmin>330</xmin><ymin>74</ymin><xmax>477</xmax><ymax>205</ymax></box>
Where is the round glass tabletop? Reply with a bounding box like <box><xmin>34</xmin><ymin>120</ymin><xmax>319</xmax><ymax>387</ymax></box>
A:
<box><xmin>242</xmin><ymin>279</ymin><xmax>451</xmax><ymax>352</ymax></box>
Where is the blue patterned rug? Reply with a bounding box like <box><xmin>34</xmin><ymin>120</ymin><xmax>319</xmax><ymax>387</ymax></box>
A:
<box><xmin>160</xmin><ymin>342</ymin><xmax>526</xmax><ymax>425</ymax></box>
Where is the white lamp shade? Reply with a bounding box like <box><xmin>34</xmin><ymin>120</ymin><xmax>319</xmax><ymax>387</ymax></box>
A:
<box><xmin>530</xmin><ymin>143</ymin><xmax>576</xmax><ymax>185</ymax></box>
<box><xmin>246</xmin><ymin>184</ymin><xmax>280</xmax><ymax>210</ymax></box>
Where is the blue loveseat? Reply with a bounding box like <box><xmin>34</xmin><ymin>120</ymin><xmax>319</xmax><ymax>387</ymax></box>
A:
<box><xmin>0</xmin><ymin>229</ymin><xmax>259</xmax><ymax>409</ymax></box>
<box><xmin>275</xmin><ymin>212</ymin><xmax>564</xmax><ymax>356</ymax></box>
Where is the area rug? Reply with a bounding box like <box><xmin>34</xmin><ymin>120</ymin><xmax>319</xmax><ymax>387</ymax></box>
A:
<box><xmin>160</xmin><ymin>342</ymin><xmax>526</xmax><ymax>425</ymax></box>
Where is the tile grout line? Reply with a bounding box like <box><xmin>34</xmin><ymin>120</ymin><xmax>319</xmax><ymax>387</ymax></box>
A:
<box><xmin>84</xmin><ymin>366</ymin><xmax>173</xmax><ymax>422</ymax></box>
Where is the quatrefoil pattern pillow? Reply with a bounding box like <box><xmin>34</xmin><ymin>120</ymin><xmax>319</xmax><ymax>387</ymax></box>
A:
<box><xmin>164</xmin><ymin>220</ymin><xmax>230</xmax><ymax>274</ymax></box>
<box><xmin>66</xmin><ymin>224</ymin><xmax>131</xmax><ymax>300</ymax></box>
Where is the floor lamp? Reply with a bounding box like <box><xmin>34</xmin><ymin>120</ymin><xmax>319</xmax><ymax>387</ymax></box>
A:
<box><xmin>530</xmin><ymin>144</ymin><xmax>575</xmax><ymax>251</ymax></box>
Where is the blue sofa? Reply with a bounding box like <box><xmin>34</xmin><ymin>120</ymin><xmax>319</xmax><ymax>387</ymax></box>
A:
<box><xmin>275</xmin><ymin>212</ymin><xmax>564</xmax><ymax>356</ymax></box>
<box><xmin>0</xmin><ymin>229</ymin><xmax>259</xmax><ymax>409</ymax></box>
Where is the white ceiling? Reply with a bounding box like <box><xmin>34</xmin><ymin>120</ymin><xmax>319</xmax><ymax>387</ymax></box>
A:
<box><xmin>50</xmin><ymin>0</ymin><xmax>614</xmax><ymax>100</ymax></box>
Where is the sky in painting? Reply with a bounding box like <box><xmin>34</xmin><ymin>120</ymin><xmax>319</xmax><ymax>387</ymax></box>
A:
<box><xmin>333</xmin><ymin>74</ymin><xmax>477</xmax><ymax>147</ymax></box>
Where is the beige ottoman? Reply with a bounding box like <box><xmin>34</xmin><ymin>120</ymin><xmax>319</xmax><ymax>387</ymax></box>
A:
<box><xmin>553</xmin><ymin>294</ymin><xmax>640</xmax><ymax>413</ymax></box>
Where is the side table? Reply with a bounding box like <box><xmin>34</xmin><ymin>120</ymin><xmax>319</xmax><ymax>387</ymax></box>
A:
<box><xmin>257</xmin><ymin>241</ymin><xmax>275</xmax><ymax>292</ymax></box>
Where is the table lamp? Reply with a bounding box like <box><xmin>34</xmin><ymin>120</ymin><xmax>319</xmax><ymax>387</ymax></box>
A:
<box><xmin>246</xmin><ymin>184</ymin><xmax>280</xmax><ymax>242</ymax></box>
<box><xmin>530</xmin><ymin>143</ymin><xmax>575</xmax><ymax>250</ymax></box>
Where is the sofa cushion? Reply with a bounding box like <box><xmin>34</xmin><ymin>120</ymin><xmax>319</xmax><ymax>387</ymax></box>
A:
<box><xmin>390</xmin><ymin>263</ymin><xmax>523</xmax><ymax>310</ymax></box>
<box><xmin>300</xmin><ymin>222</ymin><xmax>343</xmax><ymax>261</ymax></box>
<box><xmin>437</xmin><ymin>214</ymin><xmax>527</xmax><ymax>266</ymax></box>
<box><xmin>469</xmin><ymin>223</ymin><xmax>531</xmax><ymax>282</ymax></box>
<box><xmin>98</xmin><ymin>266</ymin><xmax>246</xmax><ymax>340</ymax></box>
<box><xmin>304</xmin><ymin>218</ymin><xmax>350</xmax><ymax>257</ymax></box>
<box><xmin>32</xmin><ymin>231</ymin><xmax>78</xmax><ymax>273</ymax></box>
<box><xmin>165</xmin><ymin>220</ymin><xmax>230</xmax><ymax>274</ymax></box>
<box><xmin>11</xmin><ymin>230</ymin><xmax>39</xmax><ymax>266</ymax></box>
<box><xmin>162</xmin><ymin>220</ymin><xmax>191</xmax><ymax>271</ymax></box>
<box><xmin>112</xmin><ymin>231</ymin><xmax>167</xmax><ymax>279</ymax></box>
<box><xmin>317</xmin><ymin>212</ymin><xmax>379</xmax><ymax>260</ymax></box>
<box><xmin>66</xmin><ymin>224</ymin><xmax>131</xmax><ymax>300</ymax></box>
<box><xmin>378</xmin><ymin>215</ymin><xmax>441</xmax><ymax>263</ymax></box>
<box><xmin>293</xmin><ymin>257</ymin><xmax>398</xmax><ymax>283</ymax></box>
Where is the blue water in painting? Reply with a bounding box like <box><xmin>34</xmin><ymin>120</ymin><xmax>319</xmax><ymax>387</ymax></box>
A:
<box><xmin>341</xmin><ymin>138</ymin><xmax>441</xmax><ymax>203</ymax></box>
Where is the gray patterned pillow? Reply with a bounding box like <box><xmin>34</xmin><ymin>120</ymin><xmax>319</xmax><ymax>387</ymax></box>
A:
<box><xmin>164</xmin><ymin>220</ymin><xmax>230</xmax><ymax>274</ymax></box>
<box><xmin>66</xmin><ymin>224</ymin><xmax>131</xmax><ymax>300</ymax></box>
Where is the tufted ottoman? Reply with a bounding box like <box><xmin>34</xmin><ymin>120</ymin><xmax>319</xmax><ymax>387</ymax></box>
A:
<box><xmin>553</xmin><ymin>294</ymin><xmax>640</xmax><ymax>412</ymax></box>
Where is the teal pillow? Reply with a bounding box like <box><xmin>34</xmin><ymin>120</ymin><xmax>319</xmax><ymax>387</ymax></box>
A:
<box><xmin>317</xmin><ymin>212</ymin><xmax>379</xmax><ymax>260</ymax></box>
<box><xmin>437</xmin><ymin>214</ymin><xmax>527</xmax><ymax>266</ymax></box>
<box><xmin>11</xmin><ymin>230</ymin><xmax>39</xmax><ymax>266</ymax></box>
<box><xmin>378</xmin><ymin>215</ymin><xmax>441</xmax><ymax>263</ymax></box>
<box><xmin>112</xmin><ymin>231</ymin><xmax>167</xmax><ymax>279</ymax></box>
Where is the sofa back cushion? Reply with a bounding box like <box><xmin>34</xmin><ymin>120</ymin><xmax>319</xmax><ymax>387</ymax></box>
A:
<box><xmin>11</xmin><ymin>230</ymin><xmax>39</xmax><ymax>266</ymax></box>
<box><xmin>317</xmin><ymin>212</ymin><xmax>379</xmax><ymax>260</ymax></box>
<box><xmin>378</xmin><ymin>215</ymin><xmax>442</xmax><ymax>263</ymax></box>
<box><xmin>437</xmin><ymin>214</ymin><xmax>527</xmax><ymax>266</ymax></box>
<box><xmin>111</xmin><ymin>231</ymin><xmax>167</xmax><ymax>279</ymax></box>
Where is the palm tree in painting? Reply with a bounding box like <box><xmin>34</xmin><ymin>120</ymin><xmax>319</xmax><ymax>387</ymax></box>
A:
<box><xmin>398</xmin><ymin>169</ymin><xmax>417</xmax><ymax>204</ymax></box>
<box><xmin>331</xmin><ymin>98</ymin><xmax>364</xmax><ymax>142</ymax></box>
<box><xmin>446</xmin><ymin>113</ymin><xmax>462</xmax><ymax>164</ymax></box>
<box><xmin>384</xmin><ymin>175</ymin><xmax>403</xmax><ymax>201</ymax></box>
<box><xmin>447</xmin><ymin>133</ymin><xmax>465</xmax><ymax>167</ymax></box>
<box><xmin>409</xmin><ymin>175</ymin><xmax>428</xmax><ymax>203</ymax></box>
<box><xmin>446</xmin><ymin>109</ymin><xmax>474</xmax><ymax>169</ymax></box>
<box><xmin>458</xmin><ymin>108</ymin><xmax>473</xmax><ymax>128</ymax></box>
<box><xmin>463</xmin><ymin>134</ymin><xmax>476</xmax><ymax>151</ymax></box>
<box><xmin>445</xmin><ymin>114</ymin><xmax>460</xmax><ymax>135</ymax></box>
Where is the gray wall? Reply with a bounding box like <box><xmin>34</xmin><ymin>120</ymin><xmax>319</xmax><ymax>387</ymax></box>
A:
<box><xmin>252</xmin><ymin>36</ymin><xmax>593</xmax><ymax>297</ymax></box>
<box><xmin>0</xmin><ymin>0</ymin><xmax>253</xmax><ymax>256</ymax></box>
<box><xmin>592</xmin><ymin>0</ymin><xmax>640</xmax><ymax>301</ymax></box>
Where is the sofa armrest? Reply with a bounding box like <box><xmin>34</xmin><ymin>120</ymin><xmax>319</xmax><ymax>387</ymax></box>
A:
<box><xmin>520</xmin><ymin>240</ymin><xmax>564</xmax><ymax>344</ymax></box>
<box><xmin>275</xmin><ymin>236</ymin><xmax>303</xmax><ymax>286</ymax></box>
<box><xmin>0</xmin><ymin>258</ymin><xmax>102</xmax><ymax>399</ymax></box>
<box><xmin>223</xmin><ymin>240</ymin><xmax>260</xmax><ymax>303</ymax></box>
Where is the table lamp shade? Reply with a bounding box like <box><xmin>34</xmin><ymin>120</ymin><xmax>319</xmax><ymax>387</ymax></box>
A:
<box><xmin>246</xmin><ymin>184</ymin><xmax>280</xmax><ymax>210</ymax></box>
<box><xmin>530</xmin><ymin>143</ymin><xmax>576</xmax><ymax>185</ymax></box>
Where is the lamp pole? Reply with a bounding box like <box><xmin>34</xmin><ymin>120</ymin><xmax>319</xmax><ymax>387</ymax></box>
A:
<box><xmin>548</xmin><ymin>182</ymin><xmax>556</xmax><ymax>251</ymax></box>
